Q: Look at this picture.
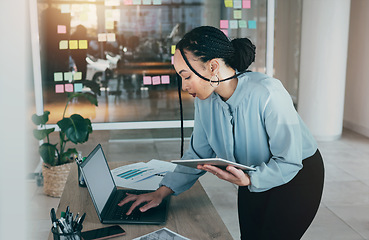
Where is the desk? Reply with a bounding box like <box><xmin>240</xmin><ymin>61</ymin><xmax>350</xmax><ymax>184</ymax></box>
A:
<box><xmin>48</xmin><ymin>162</ymin><xmax>233</xmax><ymax>240</ymax></box>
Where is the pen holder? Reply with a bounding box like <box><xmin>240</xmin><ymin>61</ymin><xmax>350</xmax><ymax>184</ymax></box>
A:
<box><xmin>51</xmin><ymin>226</ymin><xmax>82</xmax><ymax>240</ymax></box>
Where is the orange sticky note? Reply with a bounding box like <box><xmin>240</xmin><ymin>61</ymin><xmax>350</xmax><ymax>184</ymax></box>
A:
<box><xmin>69</xmin><ymin>40</ymin><xmax>78</xmax><ymax>49</ymax></box>
<box><xmin>79</xmin><ymin>40</ymin><xmax>88</xmax><ymax>49</ymax></box>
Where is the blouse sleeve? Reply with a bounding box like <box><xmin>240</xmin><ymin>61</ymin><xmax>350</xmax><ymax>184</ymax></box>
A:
<box><xmin>247</xmin><ymin>81</ymin><xmax>304</xmax><ymax>192</ymax></box>
<box><xmin>159</xmin><ymin>99</ymin><xmax>215</xmax><ymax>195</ymax></box>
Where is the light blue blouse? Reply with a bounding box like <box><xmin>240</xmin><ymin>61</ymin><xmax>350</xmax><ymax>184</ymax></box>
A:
<box><xmin>160</xmin><ymin>72</ymin><xmax>317</xmax><ymax>194</ymax></box>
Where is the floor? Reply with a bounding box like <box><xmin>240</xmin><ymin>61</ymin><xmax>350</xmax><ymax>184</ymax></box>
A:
<box><xmin>27</xmin><ymin>128</ymin><xmax>369</xmax><ymax>240</ymax></box>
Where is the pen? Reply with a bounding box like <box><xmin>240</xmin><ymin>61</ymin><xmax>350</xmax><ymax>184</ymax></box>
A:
<box><xmin>76</xmin><ymin>213</ymin><xmax>86</xmax><ymax>230</ymax></box>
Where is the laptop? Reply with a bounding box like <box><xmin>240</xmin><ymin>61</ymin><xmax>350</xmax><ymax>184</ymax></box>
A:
<box><xmin>78</xmin><ymin>144</ymin><xmax>170</xmax><ymax>225</ymax></box>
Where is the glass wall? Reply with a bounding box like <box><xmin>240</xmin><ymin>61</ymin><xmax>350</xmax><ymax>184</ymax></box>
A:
<box><xmin>35</xmin><ymin>0</ymin><xmax>267</xmax><ymax>125</ymax></box>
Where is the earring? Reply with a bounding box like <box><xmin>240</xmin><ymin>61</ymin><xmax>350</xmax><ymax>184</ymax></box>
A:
<box><xmin>210</xmin><ymin>75</ymin><xmax>220</xmax><ymax>88</ymax></box>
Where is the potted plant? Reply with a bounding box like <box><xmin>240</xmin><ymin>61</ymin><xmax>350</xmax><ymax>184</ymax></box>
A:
<box><xmin>32</xmin><ymin>81</ymin><xmax>100</xmax><ymax>197</ymax></box>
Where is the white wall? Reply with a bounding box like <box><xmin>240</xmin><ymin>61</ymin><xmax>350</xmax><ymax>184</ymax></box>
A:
<box><xmin>343</xmin><ymin>0</ymin><xmax>369</xmax><ymax>138</ymax></box>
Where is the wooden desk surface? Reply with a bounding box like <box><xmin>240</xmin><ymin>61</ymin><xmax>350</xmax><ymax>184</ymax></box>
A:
<box><xmin>48</xmin><ymin>162</ymin><xmax>232</xmax><ymax>240</ymax></box>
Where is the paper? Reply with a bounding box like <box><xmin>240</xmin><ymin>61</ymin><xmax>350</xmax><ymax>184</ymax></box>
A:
<box><xmin>224</xmin><ymin>0</ymin><xmax>233</xmax><ymax>8</ymax></box>
<box><xmin>98</xmin><ymin>33</ymin><xmax>107</xmax><ymax>42</ymax></box>
<box><xmin>64</xmin><ymin>72</ymin><xmax>73</xmax><ymax>81</ymax></box>
<box><xmin>59</xmin><ymin>40</ymin><xmax>68</xmax><ymax>50</ymax></box>
<box><xmin>65</xmin><ymin>84</ymin><xmax>74</xmax><ymax>92</ymax></box>
<box><xmin>248</xmin><ymin>20</ymin><xmax>257</xmax><ymax>29</ymax></box>
<box><xmin>220</xmin><ymin>20</ymin><xmax>229</xmax><ymax>29</ymax></box>
<box><xmin>239</xmin><ymin>20</ymin><xmax>247</xmax><ymax>28</ymax></box>
<box><xmin>234</xmin><ymin>0</ymin><xmax>242</xmax><ymax>8</ymax></box>
<box><xmin>161</xmin><ymin>75</ymin><xmax>170</xmax><ymax>84</ymax></box>
<box><xmin>106</xmin><ymin>33</ymin><xmax>116</xmax><ymax>42</ymax></box>
<box><xmin>152</xmin><ymin>76</ymin><xmax>161</xmax><ymax>85</ymax></box>
<box><xmin>54</xmin><ymin>72</ymin><xmax>63</xmax><ymax>81</ymax></box>
<box><xmin>57</xmin><ymin>25</ymin><xmax>67</xmax><ymax>34</ymax></box>
<box><xmin>143</xmin><ymin>0</ymin><xmax>151</xmax><ymax>4</ymax></box>
<box><xmin>153</xmin><ymin>0</ymin><xmax>162</xmax><ymax>5</ymax></box>
<box><xmin>55</xmin><ymin>84</ymin><xmax>64</xmax><ymax>93</ymax></box>
<box><xmin>133</xmin><ymin>228</ymin><xmax>190</xmax><ymax>240</ymax></box>
<box><xmin>60</xmin><ymin>4</ymin><xmax>70</xmax><ymax>13</ymax></box>
<box><xmin>243</xmin><ymin>0</ymin><xmax>251</xmax><ymax>8</ymax></box>
<box><xmin>143</xmin><ymin>76</ymin><xmax>152</xmax><ymax>85</ymax></box>
<box><xmin>111</xmin><ymin>160</ymin><xmax>176</xmax><ymax>190</ymax></box>
<box><xmin>171</xmin><ymin>45</ymin><xmax>176</xmax><ymax>54</ymax></box>
<box><xmin>234</xmin><ymin>10</ymin><xmax>242</xmax><ymax>19</ymax></box>
<box><xmin>74</xmin><ymin>72</ymin><xmax>82</xmax><ymax>80</ymax></box>
<box><xmin>105</xmin><ymin>0</ymin><xmax>120</xmax><ymax>6</ymax></box>
<box><xmin>230</xmin><ymin>20</ymin><xmax>238</xmax><ymax>29</ymax></box>
<box><xmin>74</xmin><ymin>83</ymin><xmax>83</xmax><ymax>92</ymax></box>
<box><xmin>79</xmin><ymin>40</ymin><xmax>88</xmax><ymax>49</ymax></box>
<box><xmin>69</xmin><ymin>40</ymin><xmax>78</xmax><ymax>49</ymax></box>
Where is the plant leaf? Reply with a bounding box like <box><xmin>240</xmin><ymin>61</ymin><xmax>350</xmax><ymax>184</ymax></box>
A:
<box><xmin>39</xmin><ymin>143</ymin><xmax>57</xmax><ymax>166</ymax></box>
<box><xmin>57</xmin><ymin>114</ymin><xmax>91</xmax><ymax>144</ymax></box>
<box><xmin>31</xmin><ymin>111</ymin><xmax>50</xmax><ymax>125</ymax></box>
<box><xmin>33</xmin><ymin>128</ymin><xmax>55</xmax><ymax>140</ymax></box>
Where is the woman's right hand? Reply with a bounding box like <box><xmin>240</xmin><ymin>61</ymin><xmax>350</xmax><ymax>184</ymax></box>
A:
<box><xmin>117</xmin><ymin>186</ymin><xmax>174</xmax><ymax>215</ymax></box>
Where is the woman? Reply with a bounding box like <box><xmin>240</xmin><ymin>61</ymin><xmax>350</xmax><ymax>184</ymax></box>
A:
<box><xmin>118</xmin><ymin>26</ymin><xmax>324</xmax><ymax>240</ymax></box>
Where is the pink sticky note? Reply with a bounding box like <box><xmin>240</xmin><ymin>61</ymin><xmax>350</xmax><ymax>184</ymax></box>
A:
<box><xmin>143</xmin><ymin>76</ymin><xmax>152</xmax><ymax>85</ymax></box>
<box><xmin>243</xmin><ymin>0</ymin><xmax>251</xmax><ymax>8</ymax></box>
<box><xmin>152</xmin><ymin>76</ymin><xmax>161</xmax><ymax>85</ymax></box>
<box><xmin>124</xmin><ymin>0</ymin><xmax>133</xmax><ymax>5</ymax></box>
<box><xmin>65</xmin><ymin>84</ymin><xmax>74</xmax><ymax>92</ymax></box>
<box><xmin>161</xmin><ymin>75</ymin><xmax>170</xmax><ymax>84</ymax></box>
<box><xmin>55</xmin><ymin>84</ymin><xmax>64</xmax><ymax>93</ymax></box>
<box><xmin>57</xmin><ymin>25</ymin><xmax>67</xmax><ymax>34</ymax></box>
<box><xmin>220</xmin><ymin>29</ymin><xmax>229</xmax><ymax>36</ymax></box>
<box><xmin>171</xmin><ymin>56</ymin><xmax>174</xmax><ymax>65</ymax></box>
<box><xmin>220</xmin><ymin>20</ymin><xmax>229</xmax><ymax>29</ymax></box>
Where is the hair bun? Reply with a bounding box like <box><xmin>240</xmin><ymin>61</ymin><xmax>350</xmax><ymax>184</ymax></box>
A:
<box><xmin>230</xmin><ymin>38</ymin><xmax>256</xmax><ymax>71</ymax></box>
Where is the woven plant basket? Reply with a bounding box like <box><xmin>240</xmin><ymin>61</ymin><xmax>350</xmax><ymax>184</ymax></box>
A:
<box><xmin>42</xmin><ymin>162</ymin><xmax>73</xmax><ymax>197</ymax></box>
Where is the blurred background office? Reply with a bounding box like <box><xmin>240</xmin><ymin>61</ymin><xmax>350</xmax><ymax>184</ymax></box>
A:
<box><xmin>1</xmin><ymin>0</ymin><xmax>369</xmax><ymax>239</ymax></box>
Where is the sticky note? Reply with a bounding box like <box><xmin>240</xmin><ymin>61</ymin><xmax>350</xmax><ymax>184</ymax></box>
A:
<box><xmin>69</xmin><ymin>40</ymin><xmax>78</xmax><ymax>49</ymax></box>
<box><xmin>161</xmin><ymin>75</ymin><xmax>170</xmax><ymax>84</ymax></box>
<box><xmin>220</xmin><ymin>20</ymin><xmax>229</xmax><ymax>29</ymax></box>
<box><xmin>152</xmin><ymin>76</ymin><xmax>161</xmax><ymax>85</ymax></box>
<box><xmin>98</xmin><ymin>33</ymin><xmax>107</xmax><ymax>42</ymax></box>
<box><xmin>133</xmin><ymin>0</ymin><xmax>141</xmax><ymax>4</ymax></box>
<box><xmin>153</xmin><ymin>0</ymin><xmax>161</xmax><ymax>5</ymax></box>
<box><xmin>54</xmin><ymin>72</ymin><xmax>63</xmax><ymax>81</ymax></box>
<box><xmin>105</xmin><ymin>9</ymin><xmax>113</xmax><ymax>19</ymax></box>
<box><xmin>230</xmin><ymin>20</ymin><xmax>238</xmax><ymax>29</ymax></box>
<box><xmin>65</xmin><ymin>84</ymin><xmax>74</xmax><ymax>92</ymax></box>
<box><xmin>80</xmin><ymin>13</ymin><xmax>88</xmax><ymax>21</ymax></box>
<box><xmin>224</xmin><ymin>0</ymin><xmax>233</xmax><ymax>7</ymax></box>
<box><xmin>171</xmin><ymin>56</ymin><xmax>174</xmax><ymax>65</ymax></box>
<box><xmin>234</xmin><ymin>0</ymin><xmax>242</xmax><ymax>8</ymax></box>
<box><xmin>143</xmin><ymin>0</ymin><xmax>151</xmax><ymax>4</ymax></box>
<box><xmin>59</xmin><ymin>40</ymin><xmax>68</xmax><ymax>50</ymax></box>
<box><xmin>220</xmin><ymin>29</ymin><xmax>229</xmax><ymax>36</ymax></box>
<box><xmin>64</xmin><ymin>72</ymin><xmax>73</xmax><ymax>82</ymax></box>
<box><xmin>107</xmin><ymin>33</ymin><xmax>116</xmax><ymax>42</ymax></box>
<box><xmin>55</xmin><ymin>84</ymin><xmax>64</xmax><ymax>93</ymax></box>
<box><xmin>60</xmin><ymin>4</ymin><xmax>70</xmax><ymax>13</ymax></box>
<box><xmin>105</xmin><ymin>21</ymin><xmax>114</xmax><ymax>30</ymax></box>
<box><xmin>239</xmin><ymin>20</ymin><xmax>247</xmax><ymax>28</ymax></box>
<box><xmin>234</xmin><ymin>10</ymin><xmax>242</xmax><ymax>19</ymax></box>
<box><xmin>74</xmin><ymin>83</ymin><xmax>83</xmax><ymax>92</ymax></box>
<box><xmin>143</xmin><ymin>76</ymin><xmax>152</xmax><ymax>85</ymax></box>
<box><xmin>112</xmin><ymin>9</ymin><xmax>120</xmax><ymax>21</ymax></box>
<box><xmin>105</xmin><ymin>0</ymin><xmax>120</xmax><ymax>6</ymax></box>
<box><xmin>78</xmin><ymin>40</ymin><xmax>88</xmax><ymax>49</ymax></box>
<box><xmin>124</xmin><ymin>0</ymin><xmax>133</xmax><ymax>4</ymax></box>
<box><xmin>243</xmin><ymin>0</ymin><xmax>251</xmax><ymax>8</ymax></box>
<box><xmin>248</xmin><ymin>20</ymin><xmax>257</xmax><ymax>29</ymax></box>
<box><xmin>171</xmin><ymin>45</ymin><xmax>176</xmax><ymax>55</ymax></box>
<box><xmin>57</xmin><ymin>25</ymin><xmax>67</xmax><ymax>34</ymax></box>
<box><xmin>74</xmin><ymin>72</ymin><xmax>82</xmax><ymax>80</ymax></box>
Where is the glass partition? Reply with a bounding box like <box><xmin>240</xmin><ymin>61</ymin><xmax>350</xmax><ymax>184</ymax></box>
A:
<box><xmin>35</xmin><ymin>0</ymin><xmax>267</xmax><ymax>125</ymax></box>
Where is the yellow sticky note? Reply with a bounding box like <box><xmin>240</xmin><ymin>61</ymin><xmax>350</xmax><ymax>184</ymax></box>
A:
<box><xmin>105</xmin><ymin>21</ymin><xmax>114</xmax><ymax>30</ymax></box>
<box><xmin>74</xmin><ymin>72</ymin><xmax>82</xmax><ymax>80</ymax></box>
<box><xmin>224</xmin><ymin>0</ymin><xmax>233</xmax><ymax>7</ymax></box>
<box><xmin>79</xmin><ymin>40</ymin><xmax>88</xmax><ymax>49</ymax></box>
<box><xmin>171</xmin><ymin>45</ymin><xmax>176</xmax><ymax>55</ymax></box>
<box><xmin>69</xmin><ymin>40</ymin><xmax>78</xmax><ymax>49</ymax></box>
<box><xmin>59</xmin><ymin>40</ymin><xmax>68</xmax><ymax>50</ymax></box>
<box><xmin>234</xmin><ymin>10</ymin><xmax>242</xmax><ymax>19</ymax></box>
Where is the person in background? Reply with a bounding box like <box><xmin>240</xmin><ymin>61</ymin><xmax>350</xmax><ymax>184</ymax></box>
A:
<box><xmin>70</xmin><ymin>24</ymin><xmax>88</xmax><ymax>80</ymax></box>
<box><xmin>118</xmin><ymin>26</ymin><xmax>324</xmax><ymax>240</ymax></box>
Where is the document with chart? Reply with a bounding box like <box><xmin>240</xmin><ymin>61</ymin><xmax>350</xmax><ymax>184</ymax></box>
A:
<box><xmin>111</xmin><ymin>160</ymin><xmax>176</xmax><ymax>190</ymax></box>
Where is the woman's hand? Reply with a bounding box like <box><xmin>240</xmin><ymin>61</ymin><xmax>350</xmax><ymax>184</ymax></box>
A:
<box><xmin>197</xmin><ymin>164</ymin><xmax>251</xmax><ymax>186</ymax></box>
<box><xmin>117</xmin><ymin>186</ymin><xmax>173</xmax><ymax>215</ymax></box>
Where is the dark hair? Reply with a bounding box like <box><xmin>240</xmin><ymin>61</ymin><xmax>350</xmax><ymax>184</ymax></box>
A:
<box><xmin>176</xmin><ymin>26</ymin><xmax>256</xmax><ymax>71</ymax></box>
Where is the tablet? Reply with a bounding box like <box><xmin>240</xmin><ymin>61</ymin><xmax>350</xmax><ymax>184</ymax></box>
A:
<box><xmin>171</xmin><ymin>158</ymin><xmax>256</xmax><ymax>171</ymax></box>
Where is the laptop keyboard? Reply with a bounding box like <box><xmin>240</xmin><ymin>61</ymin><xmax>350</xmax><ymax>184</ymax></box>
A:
<box><xmin>111</xmin><ymin>189</ymin><xmax>152</xmax><ymax>221</ymax></box>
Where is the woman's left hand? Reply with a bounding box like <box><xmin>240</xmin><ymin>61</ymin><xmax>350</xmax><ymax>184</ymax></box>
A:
<box><xmin>197</xmin><ymin>164</ymin><xmax>251</xmax><ymax>186</ymax></box>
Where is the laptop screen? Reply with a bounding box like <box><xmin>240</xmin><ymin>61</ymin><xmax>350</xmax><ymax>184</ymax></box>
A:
<box><xmin>81</xmin><ymin>146</ymin><xmax>115</xmax><ymax>215</ymax></box>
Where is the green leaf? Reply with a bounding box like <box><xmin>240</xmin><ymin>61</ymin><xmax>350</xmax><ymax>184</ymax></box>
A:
<box><xmin>31</xmin><ymin>111</ymin><xmax>50</xmax><ymax>125</ymax></box>
<box><xmin>57</xmin><ymin>114</ymin><xmax>92</xmax><ymax>144</ymax></box>
<box><xmin>33</xmin><ymin>128</ymin><xmax>55</xmax><ymax>140</ymax></box>
<box><xmin>60</xmin><ymin>148</ymin><xmax>78</xmax><ymax>164</ymax></box>
<box><xmin>39</xmin><ymin>143</ymin><xmax>57</xmax><ymax>166</ymax></box>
